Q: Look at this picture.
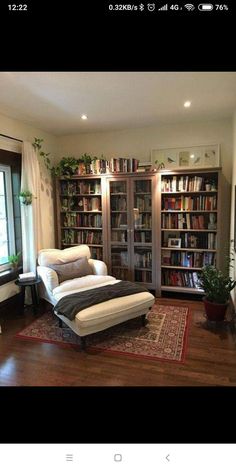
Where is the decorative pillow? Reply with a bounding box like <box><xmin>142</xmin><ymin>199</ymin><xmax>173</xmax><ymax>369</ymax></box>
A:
<box><xmin>48</xmin><ymin>257</ymin><xmax>93</xmax><ymax>283</ymax></box>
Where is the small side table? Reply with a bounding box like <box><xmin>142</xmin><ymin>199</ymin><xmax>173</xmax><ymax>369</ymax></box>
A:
<box><xmin>15</xmin><ymin>277</ymin><xmax>41</xmax><ymax>315</ymax></box>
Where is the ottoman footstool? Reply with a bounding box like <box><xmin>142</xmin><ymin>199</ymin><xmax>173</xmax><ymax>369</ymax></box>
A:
<box><xmin>55</xmin><ymin>290</ymin><xmax>155</xmax><ymax>349</ymax></box>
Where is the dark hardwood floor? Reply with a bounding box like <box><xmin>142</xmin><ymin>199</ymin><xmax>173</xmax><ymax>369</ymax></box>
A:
<box><xmin>0</xmin><ymin>298</ymin><xmax>236</xmax><ymax>386</ymax></box>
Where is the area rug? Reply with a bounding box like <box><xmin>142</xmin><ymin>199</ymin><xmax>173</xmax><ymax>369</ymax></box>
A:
<box><xmin>16</xmin><ymin>303</ymin><xmax>189</xmax><ymax>363</ymax></box>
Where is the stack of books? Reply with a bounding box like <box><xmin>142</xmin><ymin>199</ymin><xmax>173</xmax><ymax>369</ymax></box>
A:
<box><xmin>18</xmin><ymin>272</ymin><xmax>36</xmax><ymax>281</ymax></box>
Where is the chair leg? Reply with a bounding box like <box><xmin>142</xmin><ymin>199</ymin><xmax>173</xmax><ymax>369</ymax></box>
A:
<box><xmin>58</xmin><ymin>318</ymin><xmax>63</xmax><ymax>328</ymax></box>
<box><xmin>141</xmin><ymin>314</ymin><xmax>147</xmax><ymax>327</ymax></box>
<box><xmin>80</xmin><ymin>336</ymin><xmax>87</xmax><ymax>351</ymax></box>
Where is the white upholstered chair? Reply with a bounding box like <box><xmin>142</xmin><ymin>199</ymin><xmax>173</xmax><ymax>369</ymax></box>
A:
<box><xmin>37</xmin><ymin>245</ymin><xmax>155</xmax><ymax>347</ymax></box>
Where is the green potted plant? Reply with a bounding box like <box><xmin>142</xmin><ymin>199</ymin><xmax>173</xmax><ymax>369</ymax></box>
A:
<box><xmin>19</xmin><ymin>190</ymin><xmax>33</xmax><ymax>205</ymax></box>
<box><xmin>57</xmin><ymin>157</ymin><xmax>79</xmax><ymax>177</ymax></box>
<box><xmin>198</xmin><ymin>264</ymin><xmax>236</xmax><ymax>321</ymax></box>
<box><xmin>8</xmin><ymin>252</ymin><xmax>21</xmax><ymax>270</ymax></box>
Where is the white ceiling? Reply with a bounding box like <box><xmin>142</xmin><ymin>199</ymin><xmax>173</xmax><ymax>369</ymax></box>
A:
<box><xmin>0</xmin><ymin>72</ymin><xmax>236</xmax><ymax>136</ymax></box>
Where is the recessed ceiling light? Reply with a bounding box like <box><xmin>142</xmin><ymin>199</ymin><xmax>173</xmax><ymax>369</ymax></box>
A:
<box><xmin>184</xmin><ymin>101</ymin><xmax>191</xmax><ymax>108</ymax></box>
<box><xmin>81</xmin><ymin>114</ymin><xmax>88</xmax><ymax>120</ymax></box>
<box><xmin>190</xmin><ymin>154</ymin><xmax>195</xmax><ymax>158</ymax></box>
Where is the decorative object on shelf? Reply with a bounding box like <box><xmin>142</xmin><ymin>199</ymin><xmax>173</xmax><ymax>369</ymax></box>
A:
<box><xmin>154</xmin><ymin>160</ymin><xmax>165</xmax><ymax>170</ymax></box>
<box><xmin>152</xmin><ymin>144</ymin><xmax>220</xmax><ymax>170</ymax></box>
<box><xmin>197</xmin><ymin>263</ymin><xmax>236</xmax><ymax>322</ymax></box>
<box><xmin>8</xmin><ymin>252</ymin><xmax>21</xmax><ymax>270</ymax></box>
<box><xmin>137</xmin><ymin>161</ymin><xmax>152</xmax><ymax>172</ymax></box>
<box><xmin>208</xmin><ymin>213</ymin><xmax>217</xmax><ymax>230</ymax></box>
<box><xmin>19</xmin><ymin>190</ymin><xmax>33</xmax><ymax>205</ymax></box>
<box><xmin>168</xmin><ymin>238</ymin><xmax>181</xmax><ymax>248</ymax></box>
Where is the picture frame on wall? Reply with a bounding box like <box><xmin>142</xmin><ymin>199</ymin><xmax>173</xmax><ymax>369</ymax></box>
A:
<box><xmin>151</xmin><ymin>144</ymin><xmax>220</xmax><ymax>170</ymax></box>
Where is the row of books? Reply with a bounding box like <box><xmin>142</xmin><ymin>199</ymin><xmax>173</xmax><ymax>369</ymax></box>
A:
<box><xmin>62</xmin><ymin>230</ymin><xmax>103</xmax><ymax>245</ymax></box>
<box><xmin>134</xmin><ymin>231</ymin><xmax>152</xmax><ymax>243</ymax></box>
<box><xmin>109</xmin><ymin>158</ymin><xmax>139</xmax><ymax>173</ymax></box>
<box><xmin>134</xmin><ymin>251</ymin><xmax>152</xmax><ymax>269</ymax></box>
<box><xmin>162</xmin><ymin>195</ymin><xmax>217</xmax><ymax>211</ymax></box>
<box><xmin>111</xmin><ymin>195</ymin><xmax>127</xmax><ymax>211</ymax></box>
<box><xmin>90</xmin><ymin>247</ymin><xmax>103</xmax><ymax>259</ymax></box>
<box><xmin>162</xmin><ymin>269</ymin><xmax>200</xmax><ymax>288</ymax></box>
<box><xmin>161</xmin><ymin>175</ymin><xmax>217</xmax><ymax>193</ymax></box>
<box><xmin>61</xmin><ymin>196</ymin><xmax>101</xmax><ymax>212</ymax></box>
<box><xmin>60</xmin><ymin>180</ymin><xmax>101</xmax><ymax>195</ymax></box>
<box><xmin>135</xmin><ymin>270</ymin><xmax>152</xmax><ymax>283</ymax></box>
<box><xmin>111</xmin><ymin>214</ymin><xmax>127</xmax><ymax>228</ymax></box>
<box><xmin>71</xmin><ymin>230</ymin><xmax>102</xmax><ymax>244</ymax></box>
<box><xmin>111</xmin><ymin>230</ymin><xmax>127</xmax><ymax>243</ymax></box>
<box><xmin>111</xmin><ymin>268</ymin><xmax>128</xmax><ymax>280</ymax></box>
<box><xmin>61</xmin><ymin>242</ymin><xmax>103</xmax><ymax>261</ymax></box>
<box><xmin>161</xmin><ymin>213</ymin><xmax>217</xmax><ymax>230</ymax></box>
<box><xmin>161</xmin><ymin>250</ymin><xmax>216</xmax><ymax>268</ymax></box>
<box><xmin>62</xmin><ymin>213</ymin><xmax>102</xmax><ymax>228</ymax></box>
<box><xmin>134</xmin><ymin>181</ymin><xmax>151</xmax><ymax>193</ymax></box>
<box><xmin>135</xmin><ymin>195</ymin><xmax>152</xmax><ymax>211</ymax></box>
<box><xmin>111</xmin><ymin>251</ymin><xmax>128</xmax><ymax>267</ymax></box>
<box><xmin>162</xmin><ymin>232</ymin><xmax>217</xmax><ymax>249</ymax></box>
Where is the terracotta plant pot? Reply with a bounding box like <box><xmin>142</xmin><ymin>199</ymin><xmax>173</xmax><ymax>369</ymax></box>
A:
<box><xmin>203</xmin><ymin>297</ymin><xmax>228</xmax><ymax>321</ymax></box>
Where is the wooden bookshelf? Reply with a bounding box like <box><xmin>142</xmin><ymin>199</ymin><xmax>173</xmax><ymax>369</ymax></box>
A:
<box><xmin>106</xmin><ymin>174</ymin><xmax>157</xmax><ymax>289</ymax></box>
<box><xmin>159</xmin><ymin>169</ymin><xmax>221</xmax><ymax>295</ymax></box>
<box><xmin>55</xmin><ymin>175</ymin><xmax>107</xmax><ymax>260</ymax></box>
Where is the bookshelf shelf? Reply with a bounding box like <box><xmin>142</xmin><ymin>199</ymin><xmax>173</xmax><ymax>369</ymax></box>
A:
<box><xmin>161</xmin><ymin>247</ymin><xmax>216</xmax><ymax>252</ymax></box>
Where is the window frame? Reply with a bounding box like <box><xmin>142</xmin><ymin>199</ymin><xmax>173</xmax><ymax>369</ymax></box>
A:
<box><xmin>0</xmin><ymin>163</ymin><xmax>16</xmax><ymax>270</ymax></box>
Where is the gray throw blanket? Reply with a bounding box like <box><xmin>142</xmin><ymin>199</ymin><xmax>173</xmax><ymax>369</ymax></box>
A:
<box><xmin>54</xmin><ymin>281</ymin><xmax>149</xmax><ymax>321</ymax></box>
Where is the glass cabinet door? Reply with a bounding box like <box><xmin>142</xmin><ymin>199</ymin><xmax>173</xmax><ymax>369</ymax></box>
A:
<box><xmin>108</xmin><ymin>179</ymin><xmax>130</xmax><ymax>280</ymax></box>
<box><xmin>132</xmin><ymin>178</ymin><xmax>154</xmax><ymax>286</ymax></box>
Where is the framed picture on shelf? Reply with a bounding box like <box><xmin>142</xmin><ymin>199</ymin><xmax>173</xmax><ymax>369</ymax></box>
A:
<box><xmin>168</xmin><ymin>238</ymin><xmax>181</xmax><ymax>248</ymax></box>
<box><xmin>151</xmin><ymin>144</ymin><xmax>220</xmax><ymax>170</ymax></box>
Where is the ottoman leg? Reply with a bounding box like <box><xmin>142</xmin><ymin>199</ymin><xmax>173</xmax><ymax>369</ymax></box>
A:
<box><xmin>141</xmin><ymin>314</ymin><xmax>147</xmax><ymax>327</ymax></box>
<box><xmin>80</xmin><ymin>336</ymin><xmax>87</xmax><ymax>351</ymax></box>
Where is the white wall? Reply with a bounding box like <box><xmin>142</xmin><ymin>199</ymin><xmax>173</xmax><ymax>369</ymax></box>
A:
<box><xmin>57</xmin><ymin>119</ymin><xmax>233</xmax><ymax>183</ymax></box>
<box><xmin>0</xmin><ymin>112</ymin><xmax>58</xmax><ymax>303</ymax></box>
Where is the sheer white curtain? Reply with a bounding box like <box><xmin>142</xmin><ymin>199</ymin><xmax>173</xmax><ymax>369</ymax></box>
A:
<box><xmin>21</xmin><ymin>141</ymin><xmax>44</xmax><ymax>273</ymax></box>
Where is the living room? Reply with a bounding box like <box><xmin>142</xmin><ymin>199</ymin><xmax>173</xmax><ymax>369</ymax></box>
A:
<box><xmin>0</xmin><ymin>71</ymin><xmax>236</xmax><ymax>386</ymax></box>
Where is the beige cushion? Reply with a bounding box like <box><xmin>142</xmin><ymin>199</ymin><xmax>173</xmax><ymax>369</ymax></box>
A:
<box><xmin>48</xmin><ymin>257</ymin><xmax>93</xmax><ymax>283</ymax></box>
<box><xmin>53</xmin><ymin>275</ymin><xmax>116</xmax><ymax>297</ymax></box>
<box><xmin>38</xmin><ymin>245</ymin><xmax>91</xmax><ymax>266</ymax></box>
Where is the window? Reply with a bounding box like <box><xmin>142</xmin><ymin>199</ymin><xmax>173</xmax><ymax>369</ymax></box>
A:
<box><xmin>0</xmin><ymin>164</ymin><xmax>15</xmax><ymax>267</ymax></box>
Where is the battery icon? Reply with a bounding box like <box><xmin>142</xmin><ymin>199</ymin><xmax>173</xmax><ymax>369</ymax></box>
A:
<box><xmin>198</xmin><ymin>3</ymin><xmax>213</xmax><ymax>10</ymax></box>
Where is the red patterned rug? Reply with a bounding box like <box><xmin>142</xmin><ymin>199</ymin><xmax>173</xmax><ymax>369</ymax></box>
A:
<box><xmin>16</xmin><ymin>303</ymin><xmax>189</xmax><ymax>363</ymax></box>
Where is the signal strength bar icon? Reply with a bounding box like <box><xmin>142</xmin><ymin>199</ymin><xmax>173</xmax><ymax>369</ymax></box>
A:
<box><xmin>184</xmin><ymin>3</ymin><xmax>195</xmax><ymax>9</ymax></box>
<box><xmin>158</xmin><ymin>3</ymin><xmax>168</xmax><ymax>10</ymax></box>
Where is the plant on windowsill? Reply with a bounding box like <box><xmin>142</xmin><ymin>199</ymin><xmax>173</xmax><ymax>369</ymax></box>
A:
<box><xmin>197</xmin><ymin>245</ymin><xmax>236</xmax><ymax>321</ymax></box>
<box><xmin>8</xmin><ymin>252</ymin><xmax>21</xmax><ymax>271</ymax></box>
<box><xmin>19</xmin><ymin>190</ymin><xmax>33</xmax><ymax>205</ymax></box>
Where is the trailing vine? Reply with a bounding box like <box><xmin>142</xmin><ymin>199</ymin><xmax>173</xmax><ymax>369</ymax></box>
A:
<box><xmin>32</xmin><ymin>137</ymin><xmax>105</xmax><ymax>177</ymax></box>
<box><xmin>32</xmin><ymin>137</ymin><xmax>55</xmax><ymax>174</ymax></box>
